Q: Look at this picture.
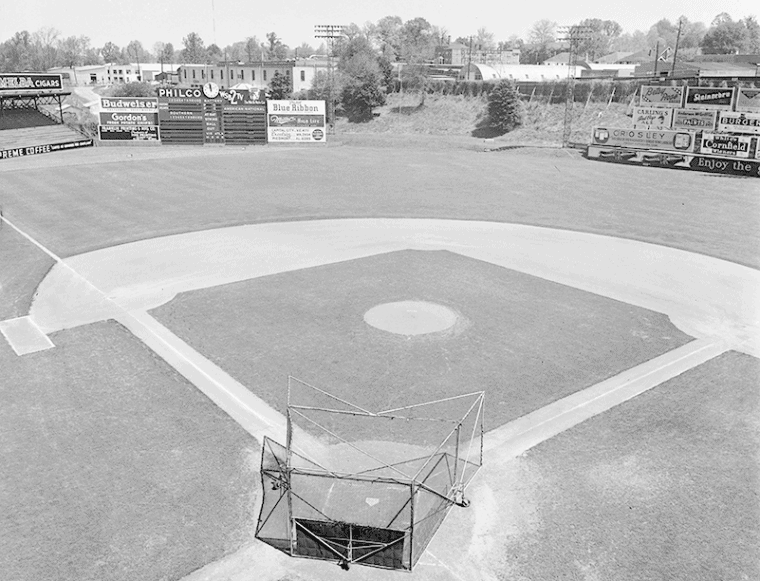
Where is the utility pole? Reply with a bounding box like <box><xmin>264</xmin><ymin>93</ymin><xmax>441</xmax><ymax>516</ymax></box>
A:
<box><xmin>671</xmin><ymin>18</ymin><xmax>683</xmax><ymax>76</ymax></box>
<box><xmin>653</xmin><ymin>40</ymin><xmax>659</xmax><ymax>77</ymax></box>
<box><xmin>314</xmin><ymin>24</ymin><xmax>346</xmax><ymax>133</ymax></box>
<box><xmin>557</xmin><ymin>24</ymin><xmax>594</xmax><ymax>148</ymax></box>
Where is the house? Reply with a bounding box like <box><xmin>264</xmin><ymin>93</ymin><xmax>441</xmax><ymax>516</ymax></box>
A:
<box><xmin>48</xmin><ymin>63</ymin><xmax>178</xmax><ymax>85</ymax></box>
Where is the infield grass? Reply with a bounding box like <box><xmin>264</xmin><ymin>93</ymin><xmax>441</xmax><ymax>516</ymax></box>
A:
<box><xmin>0</xmin><ymin>321</ymin><xmax>258</xmax><ymax>581</ymax></box>
<box><xmin>489</xmin><ymin>350</ymin><xmax>760</xmax><ymax>581</ymax></box>
<box><xmin>151</xmin><ymin>250</ymin><xmax>692</xmax><ymax>442</ymax></box>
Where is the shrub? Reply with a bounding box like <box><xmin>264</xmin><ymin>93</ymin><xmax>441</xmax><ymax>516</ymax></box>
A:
<box><xmin>487</xmin><ymin>79</ymin><xmax>523</xmax><ymax>134</ymax></box>
<box><xmin>110</xmin><ymin>82</ymin><xmax>156</xmax><ymax>97</ymax></box>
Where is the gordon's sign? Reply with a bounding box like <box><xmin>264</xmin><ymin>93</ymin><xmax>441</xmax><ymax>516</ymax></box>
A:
<box><xmin>0</xmin><ymin>73</ymin><xmax>63</xmax><ymax>92</ymax></box>
<box><xmin>699</xmin><ymin>133</ymin><xmax>754</xmax><ymax>158</ymax></box>
<box><xmin>672</xmin><ymin>109</ymin><xmax>717</xmax><ymax>131</ymax></box>
<box><xmin>685</xmin><ymin>87</ymin><xmax>735</xmax><ymax>110</ymax></box>
<box><xmin>717</xmin><ymin>112</ymin><xmax>760</xmax><ymax>135</ymax></box>
<box><xmin>639</xmin><ymin>85</ymin><xmax>684</xmax><ymax>108</ymax></box>
<box><xmin>592</xmin><ymin>127</ymin><xmax>695</xmax><ymax>152</ymax></box>
<box><xmin>99</xmin><ymin>112</ymin><xmax>159</xmax><ymax>126</ymax></box>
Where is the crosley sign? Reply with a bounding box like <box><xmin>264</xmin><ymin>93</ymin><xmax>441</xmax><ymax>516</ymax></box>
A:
<box><xmin>592</xmin><ymin>127</ymin><xmax>695</xmax><ymax>152</ymax></box>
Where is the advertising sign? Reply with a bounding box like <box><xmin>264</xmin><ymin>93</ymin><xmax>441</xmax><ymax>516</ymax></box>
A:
<box><xmin>672</xmin><ymin>109</ymin><xmax>717</xmax><ymax>131</ymax></box>
<box><xmin>99</xmin><ymin>111</ymin><xmax>159</xmax><ymax>126</ymax></box>
<box><xmin>587</xmin><ymin>146</ymin><xmax>760</xmax><ymax>178</ymax></box>
<box><xmin>632</xmin><ymin>107</ymin><xmax>673</xmax><ymax>129</ymax></box>
<box><xmin>699</xmin><ymin>132</ymin><xmax>753</xmax><ymax>158</ymax></box>
<box><xmin>592</xmin><ymin>127</ymin><xmax>695</xmax><ymax>152</ymax></box>
<box><xmin>717</xmin><ymin>112</ymin><xmax>760</xmax><ymax>135</ymax></box>
<box><xmin>0</xmin><ymin>139</ymin><xmax>92</xmax><ymax>160</ymax></box>
<box><xmin>98</xmin><ymin>125</ymin><xmax>160</xmax><ymax>141</ymax></box>
<box><xmin>735</xmin><ymin>88</ymin><xmax>760</xmax><ymax>113</ymax></box>
<box><xmin>638</xmin><ymin>85</ymin><xmax>685</xmax><ymax>108</ymax></box>
<box><xmin>100</xmin><ymin>97</ymin><xmax>158</xmax><ymax>111</ymax></box>
<box><xmin>0</xmin><ymin>73</ymin><xmax>62</xmax><ymax>92</ymax></box>
<box><xmin>267</xmin><ymin>100</ymin><xmax>326</xmax><ymax>143</ymax></box>
<box><xmin>684</xmin><ymin>87</ymin><xmax>735</xmax><ymax>110</ymax></box>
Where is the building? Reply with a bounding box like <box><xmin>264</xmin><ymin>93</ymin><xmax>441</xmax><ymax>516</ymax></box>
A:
<box><xmin>48</xmin><ymin>63</ymin><xmax>178</xmax><ymax>85</ymax></box>
<box><xmin>435</xmin><ymin>42</ymin><xmax>520</xmax><ymax>66</ymax></box>
<box><xmin>176</xmin><ymin>58</ymin><xmax>330</xmax><ymax>93</ymax></box>
<box><xmin>458</xmin><ymin>63</ymin><xmax>585</xmax><ymax>82</ymax></box>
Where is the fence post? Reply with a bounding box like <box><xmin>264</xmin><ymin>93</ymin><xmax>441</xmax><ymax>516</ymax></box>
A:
<box><xmin>606</xmin><ymin>85</ymin><xmax>616</xmax><ymax>109</ymax></box>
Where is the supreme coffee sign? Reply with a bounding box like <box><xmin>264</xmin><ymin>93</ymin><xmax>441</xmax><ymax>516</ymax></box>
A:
<box><xmin>684</xmin><ymin>87</ymin><xmax>735</xmax><ymax>110</ymax></box>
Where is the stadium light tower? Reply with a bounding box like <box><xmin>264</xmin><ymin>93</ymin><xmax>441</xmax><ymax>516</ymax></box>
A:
<box><xmin>556</xmin><ymin>25</ymin><xmax>594</xmax><ymax>148</ymax></box>
<box><xmin>314</xmin><ymin>24</ymin><xmax>346</xmax><ymax>133</ymax></box>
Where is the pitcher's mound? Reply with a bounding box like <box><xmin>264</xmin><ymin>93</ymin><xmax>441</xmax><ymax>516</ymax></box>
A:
<box><xmin>364</xmin><ymin>301</ymin><xmax>458</xmax><ymax>336</ymax></box>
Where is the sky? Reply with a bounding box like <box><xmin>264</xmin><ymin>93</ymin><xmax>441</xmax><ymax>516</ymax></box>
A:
<box><xmin>2</xmin><ymin>0</ymin><xmax>758</xmax><ymax>51</ymax></box>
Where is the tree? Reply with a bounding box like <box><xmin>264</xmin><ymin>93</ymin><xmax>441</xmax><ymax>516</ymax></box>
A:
<box><xmin>58</xmin><ymin>35</ymin><xmax>89</xmax><ymax>82</ymax></box>
<box><xmin>206</xmin><ymin>43</ymin><xmax>223</xmax><ymax>63</ymax></box>
<box><xmin>573</xmin><ymin>18</ymin><xmax>622</xmax><ymax>61</ymax></box>
<box><xmin>266</xmin><ymin>32</ymin><xmax>288</xmax><ymax>60</ymax></box>
<box><xmin>31</xmin><ymin>27</ymin><xmax>60</xmax><ymax>71</ymax></box>
<box><xmin>181</xmin><ymin>32</ymin><xmax>206</xmax><ymax>63</ymax></box>
<box><xmin>371</xmin><ymin>15</ymin><xmax>403</xmax><ymax>61</ymax></box>
<box><xmin>700</xmin><ymin>14</ymin><xmax>748</xmax><ymax>54</ymax></box>
<box><xmin>293</xmin><ymin>42</ymin><xmax>315</xmax><ymax>58</ymax></box>
<box><xmin>268</xmin><ymin>70</ymin><xmax>292</xmax><ymax>99</ymax></box>
<box><xmin>475</xmin><ymin>27</ymin><xmax>496</xmax><ymax>52</ymax></box>
<box><xmin>487</xmin><ymin>79</ymin><xmax>523</xmax><ymax>135</ymax></box>
<box><xmin>110</xmin><ymin>82</ymin><xmax>155</xmax><ymax>97</ymax></box>
<box><xmin>101</xmin><ymin>41</ymin><xmax>121</xmax><ymax>64</ymax></box>
<box><xmin>338</xmin><ymin>35</ymin><xmax>385</xmax><ymax>122</ymax></box>
<box><xmin>400</xmin><ymin>17</ymin><xmax>435</xmax><ymax>63</ymax></box>
<box><xmin>125</xmin><ymin>40</ymin><xmax>150</xmax><ymax>64</ymax></box>
<box><xmin>743</xmin><ymin>16</ymin><xmax>760</xmax><ymax>52</ymax></box>
<box><xmin>610</xmin><ymin>30</ymin><xmax>648</xmax><ymax>53</ymax></box>
<box><xmin>528</xmin><ymin>19</ymin><xmax>556</xmax><ymax>46</ymax></box>
<box><xmin>0</xmin><ymin>31</ymin><xmax>34</xmax><ymax>72</ymax></box>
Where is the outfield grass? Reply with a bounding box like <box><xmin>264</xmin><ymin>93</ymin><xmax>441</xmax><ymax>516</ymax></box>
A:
<box><xmin>151</xmin><ymin>250</ymin><xmax>692</xmax><ymax>442</ymax></box>
<box><xmin>0</xmin><ymin>141</ymin><xmax>757</xmax><ymax>268</ymax></box>
<box><xmin>0</xmin><ymin>321</ymin><xmax>258</xmax><ymax>581</ymax></box>
<box><xmin>491</xmin><ymin>350</ymin><xmax>760</xmax><ymax>581</ymax></box>
<box><xmin>0</xmin><ymin>222</ymin><xmax>54</xmax><ymax>320</ymax></box>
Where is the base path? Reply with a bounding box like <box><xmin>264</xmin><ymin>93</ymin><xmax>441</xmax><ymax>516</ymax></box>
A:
<box><xmin>9</xmin><ymin>218</ymin><xmax>760</xmax><ymax>581</ymax></box>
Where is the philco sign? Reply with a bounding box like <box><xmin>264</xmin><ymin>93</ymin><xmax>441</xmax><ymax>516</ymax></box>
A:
<box><xmin>592</xmin><ymin>127</ymin><xmax>695</xmax><ymax>152</ymax></box>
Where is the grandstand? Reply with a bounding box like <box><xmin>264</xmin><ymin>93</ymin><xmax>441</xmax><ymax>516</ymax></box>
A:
<box><xmin>0</xmin><ymin>73</ymin><xmax>92</xmax><ymax>159</ymax></box>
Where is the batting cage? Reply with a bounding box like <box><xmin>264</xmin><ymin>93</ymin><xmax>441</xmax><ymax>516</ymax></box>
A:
<box><xmin>255</xmin><ymin>377</ymin><xmax>485</xmax><ymax>571</ymax></box>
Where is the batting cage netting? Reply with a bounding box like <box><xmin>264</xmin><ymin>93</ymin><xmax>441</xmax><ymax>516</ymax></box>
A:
<box><xmin>255</xmin><ymin>376</ymin><xmax>485</xmax><ymax>571</ymax></box>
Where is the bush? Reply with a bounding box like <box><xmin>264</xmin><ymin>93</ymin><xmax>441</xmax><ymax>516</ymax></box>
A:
<box><xmin>268</xmin><ymin>71</ymin><xmax>292</xmax><ymax>100</ymax></box>
<box><xmin>109</xmin><ymin>82</ymin><xmax>156</xmax><ymax>97</ymax></box>
<box><xmin>487</xmin><ymin>79</ymin><xmax>523</xmax><ymax>135</ymax></box>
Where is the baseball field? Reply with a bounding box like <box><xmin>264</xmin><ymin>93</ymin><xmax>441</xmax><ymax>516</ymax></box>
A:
<box><xmin>0</xmin><ymin>137</ymin><xmax>758</xmax><ymax>581</ymax></box>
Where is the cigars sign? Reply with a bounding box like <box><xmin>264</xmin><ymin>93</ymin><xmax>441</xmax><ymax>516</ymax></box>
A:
<box><xmin>0</xmin><ymin>73</ymin><xmax>62</xmax><ymax>92</ymax></box>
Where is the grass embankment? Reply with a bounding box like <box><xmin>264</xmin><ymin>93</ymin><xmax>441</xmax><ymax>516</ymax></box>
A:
<box><xmin>151</xmin><ymin>249</ymin><xmax>692</xmax><ymax>442</ymax></box>
<box><xmin>0</xmin><ymin>321</ymin><xmax>258</xmax><ymax>581</ymax></box>
<box><xmin>489</xmin><ymin>350</ymin><xmax>760</xmax><ymax>581</ymax></box>
<box><xmin>336</xmin><ymin>92</ymin><xmax>631</xmax><ymax>146</ymax></box>
<box><xmin>0</xmin><ymin>221</ymin><xmax>54</xmax><ymax>320</ymax></box>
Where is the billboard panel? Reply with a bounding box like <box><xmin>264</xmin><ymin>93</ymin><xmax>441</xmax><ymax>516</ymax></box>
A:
<box><xmin>632</xmin><ymin>107</ymin><xmax>673</xmax><ymax>129</ymax></box>
<box><xmin>735</xmin><ymin>87</ymin><xmax>760</xmax><ymax>113</ymax></box>
<box><xmin>591</xmin><ymin>127</ymin><xmax>696</xmax><ymax>152</ymax></box>
<box><xmin>587</xmin><ymin>146</ymin><xmax>760</xmax><ymax>178</ymax></box>
<box><xmin>638</xmin><ymin>85</ymin><xmax>684</xmax><ymax>108</ymax></box>
<box><xmin>98</xmin><ymin>125</ymin><xmax>160</xmax><ymax>141</ymax></box>
<box><xmin>672</xmin><ymin>109</ymin><xmax>717</xmax><ymax>131</ymax></box>
<box><xmin>684</xmin><ymin>87</ymin><xmax>735</xmax><ymax>110</ymax></box>
<box><xmin>99</xmin><ymin>111</ymin><xmax>159</xmax><ymax>126</ymax></box>
<box><xmin>100</xmin><ymin>97</ymin><xmax>158</xmax><ymax>111</ymax></box>
<box><xmin>0</xmin><ymin>73</ymin><xmax>62</xmax><ymax>92</ymax></box>
<box><xmin>699</xmin><ymin>133</ymin><xmax>754</xmax><ymax>158</ymax></box>
<box><xmin>267</xmin><ymin>100</ymin><xmax>326</xmax><ymax>143</ymax></box>
<box><xmin>717</xmin><ymin>111</ymin><xmax>760</xmax><ymax>136</ymax></box>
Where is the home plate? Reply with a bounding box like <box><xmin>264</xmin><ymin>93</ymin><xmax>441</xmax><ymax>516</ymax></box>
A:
<box><xmin>0</xmin><ymin>316</ymin><xmax>55</xmax><ymax>355</ymax></box>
